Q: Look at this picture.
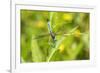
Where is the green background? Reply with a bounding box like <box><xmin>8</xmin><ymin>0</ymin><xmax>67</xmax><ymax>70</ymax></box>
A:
<box><xmin>20</xmin><ymin>10</ymin><xmax>90</xmax><ymax>63</ymax></box>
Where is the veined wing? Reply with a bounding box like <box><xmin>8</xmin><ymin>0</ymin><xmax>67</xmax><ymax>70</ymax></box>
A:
<box><xmin>55</xmin><ymin>32</ymin><xmax>88</xmax><ymax>36</ymax></box>
<box><xmin>55</xmin><ymin>25</ymin><xmax>80</xmax><ymax>36</ymax></box>
<box><xmin>32</xmin><ymin>33</ymin><xmax>50</xmax><ymax>40</ymax></box>
<box><xmin>55</xmin><ymin>25</ymin><xmax>88</xmax><ymax>37</ymax></box>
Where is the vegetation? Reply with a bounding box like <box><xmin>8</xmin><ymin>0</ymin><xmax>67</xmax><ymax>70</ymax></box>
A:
<box><xmin>20</xmin><ymin>10</ymin><xmax>90</xmax><ymax>63</ymax></box>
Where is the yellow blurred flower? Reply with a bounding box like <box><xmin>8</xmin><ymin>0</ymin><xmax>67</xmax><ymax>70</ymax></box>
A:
<box><xmin>59</xmin><ymin>44</ymin><xmax>65</xmax><ymax>53</ymax></box>
<box><xmin>36</xmin><ymin>20</ymin><xmax>45</xmax><ymax>28</ymax></box>
<box><xmin>63</xmin><ymin>13</ymin><xmax>73</xmax><ymax>21</ymax></box>
<box><xmin>74</xmin><ymin>29</ymin><xmax>81</xmax><ymax>38</ymax></box>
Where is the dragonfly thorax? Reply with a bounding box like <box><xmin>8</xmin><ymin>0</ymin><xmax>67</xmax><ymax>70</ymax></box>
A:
<box><xmin>50</xmin><ymin>31</ymin><xmax>56</xmax><ymax>41</ymax></box>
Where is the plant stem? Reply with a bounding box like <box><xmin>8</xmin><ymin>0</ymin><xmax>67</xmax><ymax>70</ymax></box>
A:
<box><xmin>47</xmin><ymin>48</ymin><xmax>57</xmax><ymax>62</ymax></box>
<box><xmin>46</xmin><ymin>37</ymin><xmax>65</xmax><ymax>62</ymax></box>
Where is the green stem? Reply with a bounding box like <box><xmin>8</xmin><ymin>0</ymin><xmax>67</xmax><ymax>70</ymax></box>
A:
<box><xmin>47</xmin><ymin>37</ymin><xmax>65</xmax><ymax>62</ymax></box>
<box><xmin>47</xmin><ymin>48</ymin><xmax>57</xmax><ymax>62</ymax></box>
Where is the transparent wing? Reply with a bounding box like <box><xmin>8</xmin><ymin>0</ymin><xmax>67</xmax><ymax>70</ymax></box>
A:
<box><xmin>32</xmin><ymin>33</ymin><xmax>50</xmax><ymax>40</ymax></box>
<box><xmin>55</xmin><ymin>25</ymin><xmax>79</xmax><ymax>36</ymax></box>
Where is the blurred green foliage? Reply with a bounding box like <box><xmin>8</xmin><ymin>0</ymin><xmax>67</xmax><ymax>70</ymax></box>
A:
<box><xmin>20</xmin><ymin>9</ymin><xmax>90</xmax><ymax>63</ymax></box>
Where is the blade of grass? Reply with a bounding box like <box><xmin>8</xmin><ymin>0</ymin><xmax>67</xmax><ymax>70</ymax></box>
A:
<box><xmin>31</xmin><ymin>36</ymin><xmax>45</xmax><ymax>62</ymax></box>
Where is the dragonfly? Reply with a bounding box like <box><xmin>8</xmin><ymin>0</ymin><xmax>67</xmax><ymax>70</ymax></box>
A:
<box><xmin>32</xmin><ymin>20</ymin><xmax>79</xmax><ymax>44</ymax></box>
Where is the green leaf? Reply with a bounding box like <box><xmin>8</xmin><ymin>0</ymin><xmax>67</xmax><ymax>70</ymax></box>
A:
<box><xmin>31</xmin><ymin>36</ymin><xmax>45</xmax><ymax>62</ymax></box>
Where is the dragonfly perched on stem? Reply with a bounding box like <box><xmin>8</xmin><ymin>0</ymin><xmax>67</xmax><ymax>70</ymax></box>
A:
<box><xmin>32</xmin><ymin>12</ymin><xmax>86</xmax><ymax>47</ymax></box>
<box><xmin>32</xmin><ymin>20</ymin><xmax>80</xmax><ymax>42</ymax></box>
